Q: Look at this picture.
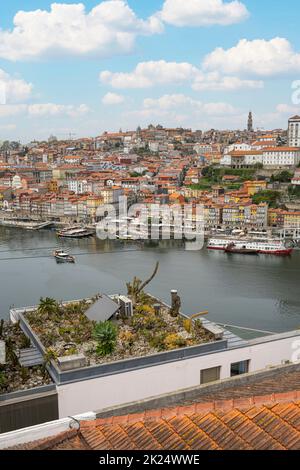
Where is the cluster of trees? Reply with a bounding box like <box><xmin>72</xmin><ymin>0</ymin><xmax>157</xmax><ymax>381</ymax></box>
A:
<box><xmin>288</xmin><ymin>185</ymin><xmax>300</xmax><ymax>198</ymax></box>
<box><xmin>252</xmin><ymin>190</ymin><xmax>281</xmax><ymax>208</ymax></box>
<box><xmin>0</xmin><ymin>140</ymin><xmax>21</xmax><ymax>151</ymax></box>
<box><xmin>201</xmin><ymin>166</ymin><xmax>256</xmax><ymax>183</ymax></box>
<box><xmin>270</xmin><ymin>171</ymin><xmax>293</xmax><ymax>183</ymax></box>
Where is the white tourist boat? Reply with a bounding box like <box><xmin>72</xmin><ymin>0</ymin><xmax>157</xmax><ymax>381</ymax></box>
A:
<box><xmin>207</xmin><ymin>238</ymin><xmax>293</xmax><ymax>256</ymax></box>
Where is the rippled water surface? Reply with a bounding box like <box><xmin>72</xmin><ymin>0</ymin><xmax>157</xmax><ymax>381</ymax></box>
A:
<box><xmin>0</xmin><ymin>226</ymin><xmax>299</xmax><ymax>333</ymax></box>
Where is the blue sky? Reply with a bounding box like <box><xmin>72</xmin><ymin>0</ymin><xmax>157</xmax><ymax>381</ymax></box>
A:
<box><xmin>0</xmin><ymin>0</ymin><xmax>300</xmax><ymax>142</ymax></box>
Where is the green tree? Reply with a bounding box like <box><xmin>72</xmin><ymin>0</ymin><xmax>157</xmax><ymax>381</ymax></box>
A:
<box><xmin>93</xmin><ymin>321</ymin><xmax>118</xmax><ymax>356</ymax></box>
<box><xmin>252</xmin><ymin>190</ymin><xmax>281</xmax><ymax>208</ymax></box>
<box><xmin>271</xmin><ymin>171</ymin><xmax>293</xmax><ymax>183</ymax></box>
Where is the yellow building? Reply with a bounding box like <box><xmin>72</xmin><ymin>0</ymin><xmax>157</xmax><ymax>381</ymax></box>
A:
<box><xmin>87</xmin><ymin>195</ymin><xmax>104</xmax><ymax>219</ymax></box>
<box><xmin>283</xmin><ymin>211</ymin><xmax>300</xmax><ymax>228</ymax></box>
<box><xmin>48</xmin><ymin>180</ymin><xmax>59</xmax><ymax>192</ymax></box>
<box><xmin>243</xmin><ymin>180</ymin><xmax>267</xmax><ymax>196</ymax></box>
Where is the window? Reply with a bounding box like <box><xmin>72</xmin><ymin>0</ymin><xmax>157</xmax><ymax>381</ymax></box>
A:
<box><xmin>200</xmin><ymin>366</ymin><xmax>221</xmax><ymax>384</ymax></box>
<box><xmin>230</xmin><ymin>360</ymin><xmax>250</xmax><ymax>377</ymax></box>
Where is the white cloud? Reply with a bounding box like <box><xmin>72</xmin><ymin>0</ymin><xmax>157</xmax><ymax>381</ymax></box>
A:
<box><xmin>276</xmin><ymin>104</ymin><xmax>300</xmax><ymax>115</ymax></box>
<box><xmin>0</xmin><ymin>124</ymin><xmax>17</xmax><ymax>131</ymax></box>
<box><xmin>0</xmin><ymin>103</ymin><xmax>89</xmax><ymax>118</ymax></box>
<box><xmin>100</xmin><ymin>61</ymin><xmax>195</xmax><ymax>89</ymax></box>
<box><xmin>100</xmin><ymin>60</ymin><xmax>199</xmax><ymax>89</ymax></box>
<box><xmin>27</xmin><ymin>103</ymin><xmax>90</xmax><ymax>117</ymax></box>
<box><xmin>158</xmin><ymin>0</ymin><xmax>249</xmax><ymax>27</ymax></box>
<box><xmin>192</xmin><ymin>71</ymin><xmax>263</xmax><ymax>91</ymax></box>
<box><xmin>143</xmin><ymin>94</ymin><xmax>239</xmax><ymax>115</ymax></box>
<box><xmin>127</xmin><ymin>94</ymin><xmax>241</xmax><ymax>130</ymax></box>
<box><xmin>0</xmin><ymin>69</ymin><xmax>33</xmax><ymax>103</ymax></box>
<box><xmin>102</xmin><ymin>92</ymin><xmax>125</xmax><ymax>105</ymax></box>
<box><xmin>203</xmin><ymin>37</ymin><xmax>300</xmax><ymax>77</ymax></box>
<box><xmin>100</xmin><ymin>60</ymin><xmax>263</xmax><ymax>91</ymax></box>
<box><xmin>0</xmin><ymin>1</ymin><xmax>163</xmax><ymax>61</ymax></box>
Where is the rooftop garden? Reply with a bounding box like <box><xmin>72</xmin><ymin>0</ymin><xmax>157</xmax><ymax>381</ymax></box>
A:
<box><xmin>24</xmin><ymin>265</ymin><xmax>215</xmax><ymax>367</ymax></box>
<box><xmin>0</xmin><ymin>319</ymin><xmax>52</xmax><ymax>394</ymax></box>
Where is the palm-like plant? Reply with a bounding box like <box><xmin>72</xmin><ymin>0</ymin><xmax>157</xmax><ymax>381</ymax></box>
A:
<box><xmin>38</xmin><ymin>297</ymin><xmax>58</xmax><ymax>317</ymax></box>
<box><xmin>93</xmin><ymin>321</ymin><xmax>118</xmax><ymax>356</ymax></box>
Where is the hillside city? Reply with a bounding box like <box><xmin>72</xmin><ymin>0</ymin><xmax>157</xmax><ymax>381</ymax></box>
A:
<box><xmin>1</xmin><ymin>113</ymin><xmax>300</xmax><ymax>232</ymax></box>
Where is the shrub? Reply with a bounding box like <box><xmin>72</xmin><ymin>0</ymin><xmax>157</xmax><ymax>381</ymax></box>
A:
<box><xmin>119</xmin><ymin>330</ymin><xmax>136</xmax><ymax>349</ymax></box>
<box><xmin>135</xmin><ymin>304</ymin><xmax>155</xmax><ymax>315</ymax></box>
<box><xmin>164</xmin><ymin>334</ymin><xmax>187</xmax><ymax>351</ymax></box>
<box><xmin>38</xmin><ymin>297</ymin><xmax>59</xmax><ymax>317</ymax></box>
<box><xmin>44</xmin><ymin>348</ymin><xmax>58</xmax><ymax>365</ymax></box>
<box><xmin>93</xmin><ymin>321</ymin><xmax>118</xmax><ymax>356</ymax></box>
<box><xmin>64</xmin><ymin>346</ymin><xmax>78</xmax><ymax>356</ymax></box>
<box><xmin>149</xmin><ymin>332</ymin><xmax>168</xmax><ymax>351</ymax></box>
<box><xmin>20</xmin><ymin>367</ymin><xmax>30</xmax><ymax>381</ymax></box>
<box><xmin>19</xmin><ymin>334</ymin><xmax>31</xmax><ymax>349</ymax></box>
<box><xmin>132</xmin><ymin>313</ymin><xmax>166</xmax><ymax>332</ymax></box>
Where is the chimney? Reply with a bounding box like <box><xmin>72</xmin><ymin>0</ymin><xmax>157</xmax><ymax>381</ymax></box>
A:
<box><xmin>171</xmin><ymin>289</ymin><xmax>178</xmax><ymax>305</ymax></box>
<box><xmin>153</xmin><ymin>304</ymin><xmax>161</xmax><ymax>315</ymax></box>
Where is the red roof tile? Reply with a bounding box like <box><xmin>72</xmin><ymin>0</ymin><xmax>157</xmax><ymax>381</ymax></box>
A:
<box><xmin>8</xmin><ymin>392</ymin><xmax>300</xmax><ymax>451</ymax></box>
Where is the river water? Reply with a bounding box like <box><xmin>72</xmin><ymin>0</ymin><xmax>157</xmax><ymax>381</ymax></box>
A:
<box><xmin>0</xmin><ymin>226</ymin><xmax>299</xmax><ymax>335</ymax></box>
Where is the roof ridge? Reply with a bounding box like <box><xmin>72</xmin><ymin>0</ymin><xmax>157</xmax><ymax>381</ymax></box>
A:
<box><xmin>81</xmin><ymin>391</ymin><xmax>300</xmax><ymax>428</ymax></box>
<box><xmin>6</xmin><ymin>429</ymin><xmax>79</xmax><ymax>451</ymax></box>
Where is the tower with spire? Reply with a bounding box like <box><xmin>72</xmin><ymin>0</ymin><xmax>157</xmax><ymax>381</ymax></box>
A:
<box><xmin>247</xmin><ymin>111</ymin><xmax>253</xmax><ymax>132</ymax></box>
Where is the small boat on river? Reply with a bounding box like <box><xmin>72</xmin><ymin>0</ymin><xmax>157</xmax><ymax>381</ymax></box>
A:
<box><xmin>53</xmin><ymin>250</ymin><xmax>75</xmax><ymax>263</ymax></box>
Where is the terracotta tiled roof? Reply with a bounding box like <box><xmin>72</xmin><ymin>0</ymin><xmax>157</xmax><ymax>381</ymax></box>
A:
<box><xmin>8</xmin><ymin>392</ymin><xmax>300</xmax><ymax>451</ymax></box>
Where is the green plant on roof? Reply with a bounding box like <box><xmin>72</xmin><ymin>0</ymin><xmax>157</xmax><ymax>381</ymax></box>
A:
<box><xmin>164</xmin><ymin>333</ymin><xmax>187</xmax><ymax>351</ymax></box>
<box><xmin>93</xmin><ymin>321</ymin><xmax>118</xmax><ymax>356</ymax></box>
<box><xmin>41</xmin><ymin>348</ymin><xmax>57</xmax><ymax>378</ymax></box>
<box><xmin>38</xmin><ymin>297</ymin><xmax>59</xmax><ymax>317</ymax></box>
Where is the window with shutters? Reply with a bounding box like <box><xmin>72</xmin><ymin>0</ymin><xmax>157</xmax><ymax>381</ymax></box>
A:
<box><xmin>200</xmin><ymin>366</ymin><xmax>221</xmax><ymax>385</ymax></box>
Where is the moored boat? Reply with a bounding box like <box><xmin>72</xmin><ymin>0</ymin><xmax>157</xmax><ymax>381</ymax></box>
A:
<box><xmin>56</xmin><ymin>226</ymin><xmax>94</xmax><ymax>238</ymax></box>
<box><xmin>207</xmin><ymin>238</ymin><xmax>293</xmax><ymax>256</ymax></box>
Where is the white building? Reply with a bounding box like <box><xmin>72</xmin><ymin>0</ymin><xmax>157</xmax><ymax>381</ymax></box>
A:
<box><xmin>11</xmin><ymin>175</ymin><xmax>22</xmax><ymax>190</ymax></box>
<box><xmin>220</xmin><ymin>154</ymin><xmax>233</xmax><ymax>166</ymax></box>
<box><xmin>262</xmin><ymin>147</ymin><xmax>300</xmax><ymax>167</ymax></box>
<box><xmin>220</xmin><ymin>151</ymin><xmax>263</xmax><ymax>168</ymax></box>
<box><xmin>67</xmin><ymin>178</ymin><xmax>88</xmax><ymax>194</ymax></box>
<box><xmin>288</xmin><ymin>115</ymin><xmax>300</xmax><ymax>147</ymax></box>
<box><xmin>224</xmin><ymin>143</ymin><xmax>252</xmax><ymax>154</ymax></box>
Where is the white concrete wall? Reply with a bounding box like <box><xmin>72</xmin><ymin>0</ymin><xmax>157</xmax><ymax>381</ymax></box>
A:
<box><xmin>57</xmin><ymin>333</ymin><xmax>300</xmax><ymax>418</ymax></box>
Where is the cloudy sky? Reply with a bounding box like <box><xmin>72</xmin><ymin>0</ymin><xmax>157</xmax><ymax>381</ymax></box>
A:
<box><xmin>0</xmin><ymin>0</ymin><xmax>300</xmax><ymax>142</ymax></box>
